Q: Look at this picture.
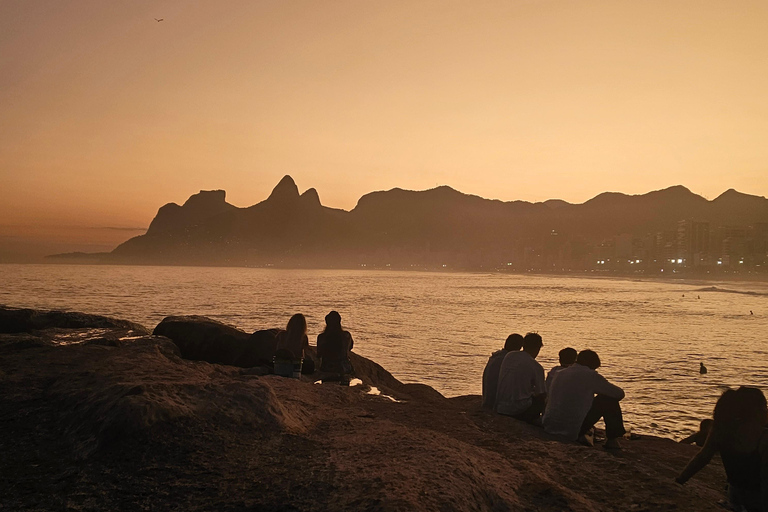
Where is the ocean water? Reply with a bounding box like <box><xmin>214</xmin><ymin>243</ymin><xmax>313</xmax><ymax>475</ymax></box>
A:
<box><xmin>2</xmin><ymin>264</ymin><xmax>766</xmax><ymax>439</ymax></box>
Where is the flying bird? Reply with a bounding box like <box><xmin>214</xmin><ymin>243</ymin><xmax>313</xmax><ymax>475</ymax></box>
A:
<box><xmin>154</xmin><ymin>18</ymin><xmax>164</xmax><ymax>22</ymax></box>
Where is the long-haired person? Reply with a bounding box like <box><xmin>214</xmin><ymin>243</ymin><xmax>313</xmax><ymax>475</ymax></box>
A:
<box><xmin>676</xmin><ymin>386</ymin><xmax>768</xmax><ymax>512</ymax></box>
<box><xmin>317</xmin><ymin>310</ymin><xmax>354</xmax><ymax>385</ymax></box>
<box><xmin>274</xmin><ymin>313</ymin><xmax>309</xmax><ymax>378</ymax></box>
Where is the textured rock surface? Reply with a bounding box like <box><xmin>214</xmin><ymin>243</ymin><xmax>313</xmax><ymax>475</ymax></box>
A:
<box><xmin>1</xmin><ymin>310</ymin><xmax>729</xmax><ymax>511</ymax></box>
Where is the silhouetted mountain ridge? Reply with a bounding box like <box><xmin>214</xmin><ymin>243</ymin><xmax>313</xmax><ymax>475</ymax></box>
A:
<box><xmin>110</xmin><ymin>177</ymin><xmax>768</xmax><ymax>269</ymax></box>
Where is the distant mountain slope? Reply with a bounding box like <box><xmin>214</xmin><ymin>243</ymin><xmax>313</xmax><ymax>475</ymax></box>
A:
<box><xmin>109</xmin><ymin>177</ymin><xmax>768</xmax><ymax>268</ymax></box>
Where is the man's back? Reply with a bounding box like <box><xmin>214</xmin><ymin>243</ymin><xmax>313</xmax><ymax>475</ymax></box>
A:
<box><xmin>482</xmin><ymin>349</ymin><xmax>508</xmax><ymax>409</ymax></box>
<box><xmin>495</xmin><ymin>351</ymin><xmax>545</xmax><ymax>417</ymax></box>
<box><xmin>542</xmin><ymin>364</ymin><xmax>623</xmax><ymax>440</ymax></box>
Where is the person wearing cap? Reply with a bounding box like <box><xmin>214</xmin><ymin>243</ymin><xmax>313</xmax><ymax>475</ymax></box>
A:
<box><xmin>317</xmin><ymin>311</ymin><xmax>355</xmax><ymax>385</ymax></box>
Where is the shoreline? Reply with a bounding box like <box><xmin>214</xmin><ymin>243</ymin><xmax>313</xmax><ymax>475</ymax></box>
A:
<box><xmin>4</xmin><ymin>260</ymin><xmax>768</xmax><ymax>285</ymax></box>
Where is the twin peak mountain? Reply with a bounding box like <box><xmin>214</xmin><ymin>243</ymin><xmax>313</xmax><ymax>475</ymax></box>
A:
<box><xmin>111</xmin><ymin>176</ymin><xmax>768</xmax><ymax>268</ymax></box>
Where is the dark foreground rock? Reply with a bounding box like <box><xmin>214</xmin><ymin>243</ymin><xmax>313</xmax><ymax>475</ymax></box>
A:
<box><xmin>0</xmin><ymin>305</ymin><xmax>148</xmax><ymax>334</ymax></box>
<box><xmin>1</xmin><ymin>310</ymin><xmax>728</xmax><ymax>511</ymax></box>
<box><xmin>153</xmin><ymin>315</ymin><xmax>280</xmax><ymax>368</ymax></box>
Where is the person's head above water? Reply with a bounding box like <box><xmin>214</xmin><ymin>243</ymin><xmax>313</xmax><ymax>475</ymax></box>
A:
<box><xmin>504</xmin><ymin>333</ymin><xmax>524</xmax><ymax>351</ymax></box>
<box><xmin>558</xmin><ymin>347</ymin><xmax>577</xmax><ymax>367</ymax></box>
<box><xmin>576</xmin><ymin>349</ymin><xmax>601</xmax><ymax>370</ymax></box>
<box><xmin>522</xmin><ymin>332</ymin><xmax>543</xmax><ymax>358</ymax></box>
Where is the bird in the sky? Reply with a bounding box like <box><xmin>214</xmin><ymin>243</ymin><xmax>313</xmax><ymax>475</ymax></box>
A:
<box><xmin>154</xmin><ymin>18</ymin><xmax>164</xmax><ymax>22</ymax></box>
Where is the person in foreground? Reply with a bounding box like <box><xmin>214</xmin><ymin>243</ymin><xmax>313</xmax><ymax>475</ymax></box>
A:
<box><xmin>274</xmin><ymin>313</ymin><xmax>309</xmax><ymax>378</ymax></box>
<box><xmin>676</xmin><ymin>387</ymin><xmax>768</xmax><ymax>512</ymax></box>
<box><xmin>482</xmin><ymin>333</ymin><xmax>524</xmax><ymax>409</ymax></box>
<box><xmin>546</xmin><ymin>347</ymin><xmax>577</xmax><ymax>390</ymax></box>
<box><xmin>542</xmin><ymin>349</ymin><xmax>626</xmax><ymax>449</ymax></box>
<box><xmin>317</xmin><ymin>310</ymin><xmax>355</xmax><ymax>385</ymax></box>
<box><xmin>495</xmin><ymin>333</ymin><xmax>546</xmax><ymax>423</ymax></box>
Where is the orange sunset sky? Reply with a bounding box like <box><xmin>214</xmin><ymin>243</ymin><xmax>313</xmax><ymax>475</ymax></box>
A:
<box><xmin>1</xmin><ymin>0</ymin><xmax>767</xmax><ymax>260</ymax></box>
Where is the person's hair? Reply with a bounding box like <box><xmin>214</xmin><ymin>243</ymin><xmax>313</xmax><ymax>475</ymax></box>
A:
<box><xmin>504</xmin><ymin>333</ymin><xmax>524</xmax><ymax>351</ymax></box>
<box><xmin>699</xmin><ymin>418</ymin><xmax>714</xmax><ymax>432</ymax></box>
<box><xmin>522</xmin><ymin>332</ymin><xmax>543</xmax><ymax>352</ymax></box>
<box><xmin>576</xmin><ymin>349</ymin><xmax>601</xmax><ymax>370</ymax></box>
<box><xmin>323</xmin><ymin>310</ymin><xmax>342</xmax><ymax>334</ymax></box>
<box><xmin>285</xmin><ymin>313</ymin><xmax>307</xmax><ymax>344</ymax></box>
<box><xmin>558</xmin><ymin>347</ymin><xmax>577</xmax><ymax>366</ymax></box>
<box><xmin>713</xmin><ymin>387</ymin><xmax>768</xmax><ymax>443</ymax></box>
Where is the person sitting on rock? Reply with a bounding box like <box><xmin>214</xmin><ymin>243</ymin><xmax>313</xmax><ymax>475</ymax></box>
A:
<box><xmin>482</xmin><ymin>333</ymin><xmax>523</xmax><ymax>409</ymax></box>
<box><xmin>545</xmin><ymin>347</ymin><xmax>577</xmax><ymax>390</ymax></box>
<box><xmin>495</xmin><ymin>332</ymin><xmax>547</xmax><ymax>424</ymax></box>
<box><xmin>676</xmin><ymin>387</ymin><xmax>768</xmax><ymax>512</ymax></box>
<box><xmin>274</xmin><ymin>313</ymin><xmax>309</xmax><ymax>378</ymax></box>
<box><xmin>680</xmin><ymin>418</ymin><xmax>714</xmax><ymax>447</ymax></box>
<box><xmin>317</xmin><ymin>311</ymin><xmax>354</xmax><ymax>386</ymax></box>
<box><xmin>542</xmin><ymin>349</ymin><xmax>626</xmax><ymax>449</ymax></box>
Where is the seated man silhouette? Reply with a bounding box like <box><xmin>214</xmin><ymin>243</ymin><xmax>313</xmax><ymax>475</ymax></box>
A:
<box><xmin>482</xmin><ymin>333</ymin><xmax>524</xmax><ymax>409</ymax></box>
<box><xmin>495</xmin><ymin>333</ymin><xmax>546</xmax><ymax>423</ymax></box>
<box><xmin>542</xmin><ymin>349</ymin><xmax>626</xmax><ymax>449</ymax></box>
<box><xmin>545</xmin><ymin>347</ymin><xmax>577</xmax><ymax>390</ymax></box>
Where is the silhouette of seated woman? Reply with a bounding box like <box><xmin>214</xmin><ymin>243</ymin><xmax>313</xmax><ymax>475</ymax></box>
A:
<box><xmin>317</xmin><ymin>310</ymin><xmax>354</xmax><ymax>386</ymax></box>
<box><xmin>676</xmin><ymin>386</ymin><xmax>768</xmax><ymax>512</ymax></box>
<box><xmin>273</xmin><ymin>313</ymin><xmax>309</xmax><ymax>379</ymax></box>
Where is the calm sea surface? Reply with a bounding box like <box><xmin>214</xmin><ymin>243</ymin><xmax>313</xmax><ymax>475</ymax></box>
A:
<box><xmin>2</xmin><ymin>264</ymin><xmax>767</xmax><ymax>439</ymax></box>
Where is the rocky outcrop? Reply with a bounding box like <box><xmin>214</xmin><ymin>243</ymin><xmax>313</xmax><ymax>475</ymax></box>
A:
<box><xmin>0</xmin><ymin>309</ymin><xmax>729</xmax><ymax>511</ymax></box>
<box><xmin>153</xmin><ymin>315</ymin><xmax>280</xmax><ymax>368</ymax></box>
<box><xmin>0</xmin><ymin>305</ymin><xmax>149</xmax><ymax>334</ymax></box>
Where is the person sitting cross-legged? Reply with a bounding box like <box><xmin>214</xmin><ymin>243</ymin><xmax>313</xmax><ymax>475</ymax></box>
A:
<box><xmin>495</xmin><ymin>332</ymin><xmax>547</xmax><ymax>424</ymax></box>
<box><xmin>542</xmin><ymin>349</ymin><xmax>626</xmax><ymax>449</ymax></box>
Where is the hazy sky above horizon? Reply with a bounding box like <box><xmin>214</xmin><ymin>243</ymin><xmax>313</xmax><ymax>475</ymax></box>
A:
<box><xmin>1</xmin><ymin>0</ymin><xmax>767</xmax><ymax>239</ymax></box>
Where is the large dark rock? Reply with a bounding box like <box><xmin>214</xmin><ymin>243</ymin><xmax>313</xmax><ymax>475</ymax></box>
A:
<box><xmin>153</xmin><ymin>315</ymin><xmax>281</xmax><ymax>368</ymax></box>
<box><xmin>0</xmin><ymin>306</ymin><xmax>149</xmax><ymax>334</ymax></box>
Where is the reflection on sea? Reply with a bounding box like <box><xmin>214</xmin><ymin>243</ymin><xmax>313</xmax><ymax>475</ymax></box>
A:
<box><xmin>1</xmin><ymin>264</ymin><xmax>766</xmax><ymax>438</ymax></box>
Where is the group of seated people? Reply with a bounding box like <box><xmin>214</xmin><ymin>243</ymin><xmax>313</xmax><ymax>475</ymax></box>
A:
<box><xmin>272</xmin><ymin>310</ymin><xmax>355</xmax><ymax>384</ymax></box>
<box><xmin>482</xmin><ymin>332</ymin><xmax>626</xmax><ymax>449</ymax></box>
<box><xmin>483</xmin><ymin>333</ymin><xmax>768</xmax><ymax>511</ymax></box>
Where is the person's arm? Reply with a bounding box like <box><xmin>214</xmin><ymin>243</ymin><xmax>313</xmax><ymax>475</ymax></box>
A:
<box><xmin>676</xmin><ymin>428</ymin><xmax>718</xmax><ymax>484</ymax></box>
<box><xmin>534</xmin><ymin>365</ymin><xmax>547</xmax><ymax>400</ymax></box>
<box><xmin>593</xmin><ymin>373</ymin><xmax>625</xmax><ymax>401</ymax></box>
<box><xmin>348</xmin><ymin>332</ymin><xmax>354</xmax><ymax>351</ymax></box>
<box><xmin>679</xmin><ymin>433</ymin><xmax>698</xmax><ymax>445</ymax></box>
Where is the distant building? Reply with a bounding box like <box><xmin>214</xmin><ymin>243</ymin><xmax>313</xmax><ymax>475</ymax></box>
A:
<box><xmin>677</xmin><ymin>220</ymin><xmax>710</xmax><ymax>267</ymax></box>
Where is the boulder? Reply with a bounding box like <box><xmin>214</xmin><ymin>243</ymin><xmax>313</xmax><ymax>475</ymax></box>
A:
<box><xmin>0</xmin><ymin>305</ymin><xmax>149</xmax><ymax>334</ymax></box>
<box><xmin>153</xmin><ymin>315</ymin><xmax>281</xmax><ymax>368</ymax></box>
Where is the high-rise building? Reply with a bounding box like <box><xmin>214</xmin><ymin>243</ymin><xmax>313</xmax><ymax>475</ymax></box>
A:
<box><xmin>677</xmin><ymin>220</ymin><xmax>710</xmax><ymax>267</ymax></box>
